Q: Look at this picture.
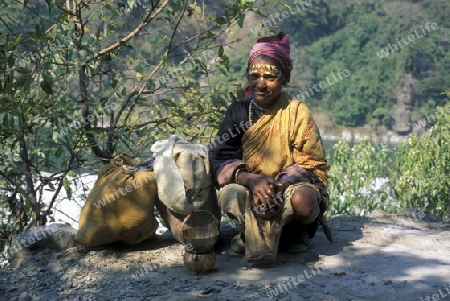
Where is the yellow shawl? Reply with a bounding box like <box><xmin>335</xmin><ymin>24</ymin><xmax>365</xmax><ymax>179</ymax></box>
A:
<box><xmin>242</xmin><ymin>91</ymin><xmax>329</xmax><ymax>186</ymax></box>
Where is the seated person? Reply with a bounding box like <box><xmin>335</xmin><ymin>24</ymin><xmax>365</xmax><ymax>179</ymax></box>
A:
<box><xmin>208</xmin><ymin>32</ymin><xmax>330</xmax><ymax>263</ymax></box>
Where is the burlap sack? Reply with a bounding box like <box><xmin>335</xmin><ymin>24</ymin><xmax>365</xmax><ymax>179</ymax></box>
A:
<box><xmin>151</xmin><ymin>135</ymin><xmax>221</xmax><ymax>243</ymax></box>
<box><xmin>77</xmin><ymin>154</ymin><xmax>158</xmax><ymax>247</ymax></box>
<box><xmin>151</xmin><ymin>135</ymin><xmax>212</xmax><ymax>215</ymax></box>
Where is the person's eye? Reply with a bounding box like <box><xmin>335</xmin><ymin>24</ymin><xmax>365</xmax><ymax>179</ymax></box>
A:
<box><xmin>263</xmin><ymin>75</ymin><xmax>278</xmax><ymax>81</ymax></box>
<box><xmin>249</xmin><ymin>74</ymin><xmax>260</xmax><ymax>80</ymax></box>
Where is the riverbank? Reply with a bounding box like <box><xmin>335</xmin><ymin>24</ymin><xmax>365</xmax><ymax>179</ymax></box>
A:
<box><xmin>1</xmin><ymin>209</ymin><xmax>449</xmax><ymax>301</ymax></box>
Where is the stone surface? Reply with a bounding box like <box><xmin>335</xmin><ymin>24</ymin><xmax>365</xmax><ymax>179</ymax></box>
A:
<box><xmin>9</xmin><ymin>223</ymin><xmax>77</xmax><ymax>269</ymax></box>
<box><xmin>0</xmin><ymin>214</ymin><xmax>449</xmax><ymax>301</ymax></box>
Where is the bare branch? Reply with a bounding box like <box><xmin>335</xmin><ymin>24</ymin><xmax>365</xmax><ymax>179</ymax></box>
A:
<box><xmin>166</xmin><ymin>1</ymin><xmax>189</xmax><ymax>56</ymax></box>
<box><xmin>85</xmin><ymin>0</ymin><xmax>170</xmax><ymax>63</ymax></box>
<box><xmin>43</xmin><ymin>172</ymin><xmax>67</xmax><ymax>220</ymax></box>
<box><xmin>0</xmin><ymin>16</ymin><xmax>14</xmax><ymax>33</ymax></box>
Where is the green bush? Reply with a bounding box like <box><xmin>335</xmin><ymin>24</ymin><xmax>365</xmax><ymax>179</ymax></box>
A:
<box><xmin>393</xmin><ymin>106</ymin><xmax>450</xmax><ymax>218</ymax></box>
<box><xmin>327</xmin><ymin>104</ymin><xmax>450</xmax><ymax>219</ymax></box>
<box><xmin>327</xmin><ymin>137</ymin><xmax>398</xmax><ymax>216</ymax></box>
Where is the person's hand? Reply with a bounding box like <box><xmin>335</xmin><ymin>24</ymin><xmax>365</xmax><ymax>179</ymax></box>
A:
<box><xmin>248</xmin><ymin>174</ymin><xmax>277</xmax><ymax>209</ymax></box>
<box><xmin>274</xmin><ymin>180</ymin><xmax>290</xmax><ymax>195</ymax></box>
<box><xmin>237</xmin><ymin>172</ymin><xmax>281</xmax><ymax>211</ymax></box>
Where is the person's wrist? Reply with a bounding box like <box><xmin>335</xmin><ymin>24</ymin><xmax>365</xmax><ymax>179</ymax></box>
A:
<box><xmin>235</xmin><ymin>169</ymin><xmax>248</xmax><ymax>185</ymax></box>
<box><xmin>279</xmin><ymin>180</ymin><xmax>290</xmax><ymax>191</ymax></box>
<box><xmin>234</xmin><ymin>166</ymin><xmax>248</xmax><ymax>184</ymax></box>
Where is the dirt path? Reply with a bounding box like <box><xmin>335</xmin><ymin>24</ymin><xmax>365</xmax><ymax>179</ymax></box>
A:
<box><xmin>1</xmin><ymin>209</ymin><xmax>449</xmax><ymax>301</ymax></box>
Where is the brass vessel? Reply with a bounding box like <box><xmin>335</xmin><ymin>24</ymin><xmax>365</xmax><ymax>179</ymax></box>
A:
<box><xmin>181</xmin><ymin>210</ymin><xmax>219</xmax><ymax>274</ymax></box>
<box><xmin>182</xmin><ymin>251</ymin><xmax>216</xmax><ymax>274</ymax></box>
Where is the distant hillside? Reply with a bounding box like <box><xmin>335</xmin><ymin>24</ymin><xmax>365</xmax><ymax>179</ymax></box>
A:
<box><xmin>211</xmin><ymin>0</ymin><xmax>450</xmax><ymax>135</ymax></box>
<box><xmin>2</xmin><ymin>0</ymin><xmax>448</xmax><ymax>135</ymax></box>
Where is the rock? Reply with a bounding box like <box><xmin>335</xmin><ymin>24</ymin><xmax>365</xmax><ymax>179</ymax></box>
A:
<box><xmin>9</xmin><ymin>223</ymin><xmax>77</xmax><ymax>269</ymax></box>
<box><xmin>396</xmin><ymin>208</ymin><xmax>442</xmax><ymax>223</ymax></box>
<box><xmin>368</xmin><ymin>210</ymin><xmax>388</xmax><ymax>219</ymax></box>
<box><xmin>10</xmin><ymin>223</ymin><xmax>77</xmax><ymax>252</ymax></box>
<box><xmin>18</xmin><ymin>292</ymin><xmax>32</xmax><ymax>301</ymax></box>
<box><xmin>215</xmin><ymin>280</ymin><xmax>229</xmax><ymax>287</ymax></box>
<box><xmin>392</xmin><ymin>74</ymin><xmax>414</xmax><ymax>135</ymax></box>
<box><xmin>47</xmin><ymin>262</ymin><xmax>63</xmax><ymax>272</ymax></box>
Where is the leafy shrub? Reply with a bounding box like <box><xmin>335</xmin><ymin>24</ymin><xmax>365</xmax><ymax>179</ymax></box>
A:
<box><xmin>327</xmin><ymin>104</ymin><xmax>450</xmax><ymax>219</ymax></box>
<box><xmin>327</xmin><ymin>137</ymin><xmax>398</xmax><ymax>216</ymax></box>
<box><xmin>392</xmin><ymin>106</ymin><xmax>450</xmax><ymax>218</ymax></box>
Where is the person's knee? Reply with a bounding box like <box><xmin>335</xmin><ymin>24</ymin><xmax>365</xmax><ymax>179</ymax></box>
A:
<box><xmin>290</xmin><ymin>186</ymin><xmax>319</xmax><ymax>223</ymax></box>
<box><xmin>218</xmin><ymin>183</ymin><xmax>248</xmax><ymax>221</ymax></box>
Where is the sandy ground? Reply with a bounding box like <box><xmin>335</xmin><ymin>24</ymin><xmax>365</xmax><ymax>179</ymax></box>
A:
<box><xmin>1</xmin><ymin>209</ymin><xmax>449</xmax><ymax>301</ymax></box>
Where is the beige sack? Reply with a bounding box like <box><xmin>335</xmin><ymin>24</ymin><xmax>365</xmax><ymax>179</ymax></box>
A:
<box><xmin>151</xmin><ymin>135</ymin><xmax>212</xmax><ymax>214</ymax></box>
<box><xmin>77</xmin><ymin>154</ymin><xmax>158</xmax><ymax>247</ymax></box>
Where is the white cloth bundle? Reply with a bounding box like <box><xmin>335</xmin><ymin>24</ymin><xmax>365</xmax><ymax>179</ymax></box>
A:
<box><xmin>151</xmin><ymin>135</ymin><xmax>212</xmax><ymax>214</ymax></box>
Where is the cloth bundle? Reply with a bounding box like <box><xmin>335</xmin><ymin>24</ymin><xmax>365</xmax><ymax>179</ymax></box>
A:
<box><xmin>151</xmin><ymin>135</ymin><xmax>212</xmax><ymax>215</ymax></box>
<box><xmin>151</xmin><ymin>135</ymin><xmax>220</xmax><ymax>243</ymax></box>
<box><xmin>77</xmin><ymin>154</ymin><xmax>158</xmax><ymax>247</ymax></box>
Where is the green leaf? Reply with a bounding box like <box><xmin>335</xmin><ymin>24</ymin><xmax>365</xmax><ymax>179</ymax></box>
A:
<box><xmin>147</xmin><ymin>78</ymin><xmax>156</xmax><ymax>91</ymax></box>
<box><xmin>8</xmin><ymin>54</ymin><xmax>15</xmax><ymax>68</ymax></box>
<box><xmin>187</xmin><ymin>4</ymin><xmax>202</xmax><ymax>17</ymax></box>
<box><xmin>40</xmin><ymin>80</ymin><xmax>54</xmax><ymax>95</ymax></box>
<box><xmin>16</xmin><ymin>67</ymin><xmax>33</xmax><ymax>74</ymax></box>
<box><xmin>215</xmin><ymin>16</ymin><xmax>227</xmax><ymax>25</ymax></box>
<box><xmin>44</xmin><ymin>0</ymin><xmax>54</xmax><ymax>15</ymax></box>
<box><xmin>63</xmin><ymin>176</ymin><xmax>72</xmax><ymax>199</ymax></box>
<box><xmin>237</xmin><ymin>14</ymin><xmax>245</xmax><ymax>28</ymax></box>
<box><xmin>160</xmin><ymin>98</ymin><xmax>176</xmax><ymax>107</ymax></box>
<box><xmin>16</xmin><ymin>74</ymin><xmax>33</xmax><ymax>87</ymax></box>
<box><xmin>55</xmin><ymin>146</ymin><xmax>63</xmax><ymax>158</ymax></box>
<box><xmin>2</xmin><ymin>114</ymin><xmax>8</xmax><ymax>127</ymax></box>
<box><xmin>126</xmin><ymin>0</ymin><xmax>134</xmax><ymax>10</ymax></box>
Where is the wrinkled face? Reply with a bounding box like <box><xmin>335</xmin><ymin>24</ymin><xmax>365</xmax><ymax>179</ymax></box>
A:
<box><xmin>247</xmin><ymin>56</ymin><xmax>285</xmax><ymax>108</ymax></box>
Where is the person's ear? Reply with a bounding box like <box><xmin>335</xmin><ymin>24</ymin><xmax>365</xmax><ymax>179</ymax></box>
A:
<box><xmin>283</xmin><ymin>71</ymin><xmax>291</xmax><ymax>86</ymax></box>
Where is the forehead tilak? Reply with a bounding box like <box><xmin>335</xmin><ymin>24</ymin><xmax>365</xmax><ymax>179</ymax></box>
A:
<box><xmin>249</xmin><ymin>63</ymin><xmax>280</xmax><ymax>74</ymax></box>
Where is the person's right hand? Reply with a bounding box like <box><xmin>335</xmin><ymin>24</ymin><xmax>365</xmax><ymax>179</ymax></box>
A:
<box><xmin>273</xmin><ymin>179</ymin><xmax>290</xmax><ymax>195</ymax></box>
<box><xmin>237</xmin><ymin>172</ymin><xmax>279</xmax><ymax>211</ymax></box>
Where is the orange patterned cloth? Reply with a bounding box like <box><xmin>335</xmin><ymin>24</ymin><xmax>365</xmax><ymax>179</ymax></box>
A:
<box><xmin>242</xmin><ymin>90</ymin><xmax>329</xmax><ymax>186</ymax></box>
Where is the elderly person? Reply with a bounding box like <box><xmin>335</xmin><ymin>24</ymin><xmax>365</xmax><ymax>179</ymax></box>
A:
<box><xmin>208</xmin><ymin>32</ymin><xmax>331</xmax><ymax>263</ymax></box>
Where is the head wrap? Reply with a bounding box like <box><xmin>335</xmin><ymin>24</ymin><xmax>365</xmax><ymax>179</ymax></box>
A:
<box><xmin>248</xmin><ymin>32</ymin><xmax>293</xmax><ymax>71</ymax></box>
<box><xmin>244</xmin><ymin>32</ymin><xmax>293</xmax><ymax>98</ymax></box>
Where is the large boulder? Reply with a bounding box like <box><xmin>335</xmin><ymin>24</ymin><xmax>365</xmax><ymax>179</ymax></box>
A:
<box><xmin>392</xmin><ymin>74</ymin><xmax>415</xmax><ymax>135</ymax></box>
<box><xmin>8</xmin><ymin>223</ymin><xmax>77</xmax><ymax>269</ymax></box>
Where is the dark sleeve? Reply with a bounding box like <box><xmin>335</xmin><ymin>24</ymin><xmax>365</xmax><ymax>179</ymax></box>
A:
<box><xmin>208</xmin><ymin>100</ymin><xmax>250</xmax><ymax>187</ymax></box>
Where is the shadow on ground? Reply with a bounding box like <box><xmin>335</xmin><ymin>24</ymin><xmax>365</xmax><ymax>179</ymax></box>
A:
<box><xmin>1</xmin><ymin>213</ymin><xmax>449</xmax><ymax>301</ymax></box>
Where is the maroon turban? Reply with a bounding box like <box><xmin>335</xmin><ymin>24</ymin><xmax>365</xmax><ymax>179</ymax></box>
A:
<box><xmin>248</xmin><ymin>32</ymin><xmax>293</xmax><ymax>71</ymax></box>
<box><xmin>244</xmin><ymin>32</ymin><xmax>293</xmax><ymax>97</ymax></box>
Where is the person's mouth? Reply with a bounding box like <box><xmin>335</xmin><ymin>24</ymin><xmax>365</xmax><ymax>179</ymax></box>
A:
<box><xmin>253</xmin><ymin>90</ymin><xmax>269</xmax><ymax>96</ymax></box>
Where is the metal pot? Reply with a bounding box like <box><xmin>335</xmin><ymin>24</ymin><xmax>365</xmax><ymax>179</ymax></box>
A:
<box><xmin>183</xmin><ymin>250</ymin><xmax>216</xmax><ymax>274</ymax></box>
<box><xmin>182</xmin><ymin>227</ymin><xmax>219</xmax><ymax>254</ymax></box>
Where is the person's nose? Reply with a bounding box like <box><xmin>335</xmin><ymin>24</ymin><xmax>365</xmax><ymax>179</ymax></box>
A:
<box><xmin>255</xmin><ymin>76</ymin><xmax>267</xmax><ymax>88</ymax></box>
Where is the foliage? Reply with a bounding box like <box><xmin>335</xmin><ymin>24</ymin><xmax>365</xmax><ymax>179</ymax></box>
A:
<box><xmin>328</xmin><ymin>104</ymin><xmax>450</xmax><ymax>219</ymax></box>
<box><xmin>327</xmin><ymin>138</ymin><xmax>398</xmax><ymax>216</ymax></box>
<box><xmin>0</xmin><ymin>0</ymin><xmax>259</xmax><ymax>256</ymax></box>
<box><xmin>1</xmin><ymin>0</ymin><xmax>449</xmax><ymax>259</ymax></box>
<box><xmin>219</xmin><ymin>0</ymin><xmax>450</xmax><ymax>131</ymax></box>
<box><xmin>392</xmin><ymin>107</ymin><xmax>450</xmax><ymax>218</ymax></box>
<box><xmin>155</xmin><ymin>0</ymin><xmax>450</xmax><ymax>133</ymax></box>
